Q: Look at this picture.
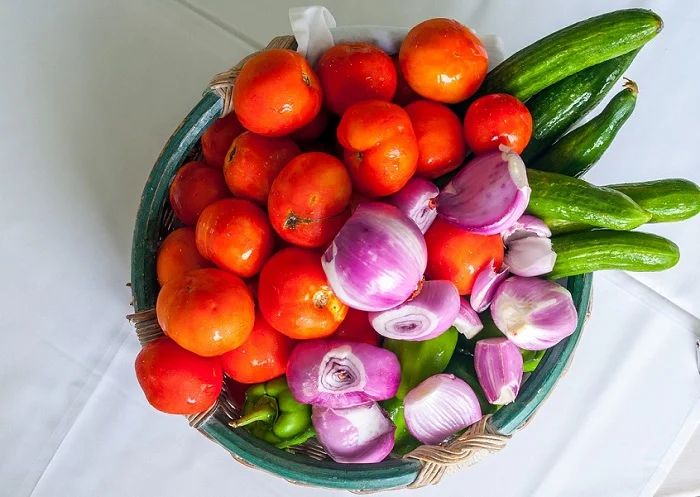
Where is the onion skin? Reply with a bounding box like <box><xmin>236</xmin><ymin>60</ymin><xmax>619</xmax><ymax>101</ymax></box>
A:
<box><xmin>469</xmin><ymin>261</ymin><xmax>510</xmax><ymax>313</ymax></box>
<box><xmin>286</xmin><ymin>340</ymin><xmax>401</xmax><ymax>408</ymax></box>
<box><xmin>385</xmin><ymin>177</ymin><xmax>439</xmax><ymax>233</ymax></box>
<box><xmin>404</xmin><ymin>373</ymin><xmax>482</xmax><ymax>445</ymax></box>
<box><xmin>504</xmin><ymin>236</ymin><xmax>557</xmax><ymax>277</ymax></box>
<box><xmin>322</xmin><ymin>202</ymin><xmax>427</xmax><ymax>311</ymax></box>
<box><xmin>369</xmin><ymin>280</ymin><xmax>461</xmax><ymax>341</ymax></box>
<box><xmin>312</xmin><ymin>402</ymin><xmax>396</xmax><ymax>463</ymax></box>
<box><xmin>453</xmin><ymin>298</ymin><xmax>483</xmax><ymax>339</ymax></box>
<box><xmin>490</xmin><ymin>276</ymin><xmax>577</xmax><ymax>351</ymax></box>
<box><xmin>501</xmin><ymin>214</ymin><xmax>551</xmax><ymax>244</ymax></box>
<box><xmin>436</xmin><ymin>146</ymin><xmax>531</xmax><ymax>235</ymax></box>
<box><xmin>474</xmin><ymin>337</ymin><xmax>523</xmax><ymax>405</ymax></box>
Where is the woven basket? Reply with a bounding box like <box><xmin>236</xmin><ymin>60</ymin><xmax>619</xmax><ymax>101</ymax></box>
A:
<box><xmin>128</xmin><ymin>35</ymin><xmax>593</xmax><ymax>491</ymax></box>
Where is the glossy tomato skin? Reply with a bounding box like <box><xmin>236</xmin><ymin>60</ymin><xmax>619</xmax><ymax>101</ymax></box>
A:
<box><xmin>405</xmin><ymin>100</ymin><xmax>467</xmax><ymax>179</ymax></box>
<box><xmin>337</xmin><ymin>100</ymin><xmax>418</xmax><ymax>197</ymax></box>
<box><xmin>156</xmin><ymin>227</ymin><xmax>213</xmax><ymax>286</ymax></box>
<box><xmin>201</xmin><ymin>112</ymin><xmax>245</xmax><ymax>168</ymax></box>
<box><xmin>233</xmin><ymin>49</ymin><xmax>322</xmax><ymax>137</ymax></box>
<box><xmin>258</xmin><ymin>248</ymin><xmax>348</xmax><ymax>339</ymax></box>
<box><xmin>317</xmin><ymin>43</ymin><xmax>397</xmax><ymax>116</ymax></box>
<box><xmin>156</xmin><ymin>268</ymin><xmax>255</xmax><ymax>356</ymax></box>
<box><xmin>135</xmin><ymin>337</ymin><xmax>223</xmax><ymax>415</ymax></box>
<box><xmin>195</xmin><ymin>198</ymin><xmax>274</xmax><ymax>278</ymax></box>
<box><xmin>399</xmin><ymin>18</ymin><xmax>488</xmax><ymax>104</ymax></box>
<box><xmin>464</xmin><ymin>93</ymin><xmax>533</xmax><ymax>154</ymax></box>
<box><xmin>290</xmin><ymin>106</ymin><xmax>331</xmax><ymax>143</ymax></box>
<box><xmin>223</xmin><ymin>132</ymin><xmax>300</xmax><ymax>206</ymax></box>
<box><xmin>169</xmin><ymin>162</ymin><xmax>231</xmax><ymax>226</ymax></box>
<box><xmin>391</xmin><ymin>54</ymin><xmax>420</xmax><ymax>106</ymax></box>
<box><xmin>268</xmin><ymin>152</ymin><xmax>352</xmax><ymax>248</ymax></box>
<box><xmin>424</xmin><ymin>217</ymin><xmax>504</xmax><ymax>295</ymax></box>
<box><xmin>330</xmin><ymin>308</ymin><xmax>380</xmax><ymax>346</ymax></box>
<box><xmin>219</xmin><ymin>311</ymin><xmax>296</xmax><ymax>384</ymax></box>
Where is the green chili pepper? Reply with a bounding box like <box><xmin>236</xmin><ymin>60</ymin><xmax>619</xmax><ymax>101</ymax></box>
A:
<box><xmin>383</xmin><ymin>327</ymin><xmax>458</xmax><ymax>400</ymax></box>
<box><xmin>444</xmin><ymin>350</ymin><xmax>500</xmax><ymax>415</ymax></box>
<box><xmin>230</xmin><ymin>377</ymin><xmax>314</xmax><ymax>449</ymax></box>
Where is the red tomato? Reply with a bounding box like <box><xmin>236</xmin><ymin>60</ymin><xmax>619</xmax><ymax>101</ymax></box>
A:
<box><xmin>331</xmin><ymin>308</ymin><xmax>380</xmax><ymax>345</ymax></box>
<box><xmin>156</xmin><ymin>228</ymin><xmax>213</xmax><ymax>286</ymax></box>
<box><xmin>169</xmin><ymin>162</ymin><xmax>231</xmax><ymax>226</ymax></box>
<box><xmin>258</xmin><ymin>247</ymin><xmax>348</xmax><ymax>339</ymax></box>
<box><xmin>201</xmin><ymin>112</ymin><xmax>245</xmax><ymax>168</ymax></box>
<box><xmin>424</xmin><ymin>217</ymin><xmax>504</xmax><ymax>295</ymax></box>
<box><xmin>463</xmin><ymin>93</ymin><xmax>533</xmax><ymax>154</ymax></box>
<box><xmin>219</xmin><ymin>311</ymin><xmax>296</xmax><ymax>384</ymax></box>
<box><xmin>135</xmin><ymin>337</ymin><xmax>222</xmax><ymax>415</ymax></box>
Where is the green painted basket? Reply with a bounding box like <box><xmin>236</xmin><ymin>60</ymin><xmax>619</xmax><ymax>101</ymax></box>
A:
<box><xmin>129</xmin><ymin>35</ymin><xmax>593</xmax><ymax>491</ymax></box>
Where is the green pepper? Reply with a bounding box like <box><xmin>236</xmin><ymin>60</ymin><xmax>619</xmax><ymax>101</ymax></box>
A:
<box><xmin>444</xmin><ymin>350</ymin><xmax>500</xmax><ymax>415</ymax></box>
<box><xmin>521</xmin><ymin>349</ymin><xmax>546</xmax><ymax>373</ymax></box>
<box><xmin>230</xmin><ymin>377</ymin><xmax>314</xmax><ymax>449</ymax></box>
<box><xmin>383</xmin><ymin>327</ymin><xmax>458</xmax><ymax>400</ymax></box>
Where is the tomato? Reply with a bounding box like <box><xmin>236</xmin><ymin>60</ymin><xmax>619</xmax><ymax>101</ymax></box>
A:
<box><xmin>156</xmin><ymin>228</ymin><xmax>213</xmax><ymax>286</ymax></box>
<box><xmin>391</xmin><ymin>54</ymin><xmax>420</xmax><ymax>106</ymax></box>
<box><xmin>399</xmin><ymin>19</ymin><xmax>488</xmax><ymax>104</ymax></box>
<box><xmin>330</xmin><ymin>308</ymin><xmax>380</xmax><ymax>345</ymax></box>
<box><xmin>169</xmin><ymin>161</ymin><xmax>230</xmax><ymax>226</ymax></box>
<box><xmin>219</xmin><ymin>311</ymin><xmax>296</xmax><ymax>384</ymax></box>
<box><xmin>424</xmin><ymin>217</ymin><xmax>504</xmax><ymax>295</ymax></box>
<box><xmin>201</xmin><ymin>112</ymin><xmax>245</xmax><ymax>168</ymax></box>
<box><xmin>258</xmin><ymin>248</ymin><xmax>348</xmax><ymax>339</ymax></box>
<box><xmin>223</xmin><ymin>132</ymin><xmax>300</xmax><ymax>206</ymax></box>
<box><xmin>463</xmin><ymin>93</ymin><xmax>533</xmax><ymax>154</ymax></box>
<box><xmin>405</xmin><ymin>100</ymin><xmax>467</xmax><ymax>179</ymax></box>
<box><xmin>135</xmin><ymin>337</ymin><xmax>222</xmax><ymax>415</ymax></box>
<box><xmin>195</xmin><ymin>198</ymin><xmax>274</xmax><ymax>278</ymax></box>
<box><xmin>156</xmin><ymin>268</ymin><xmax>255</xmax><ymax>356</ymax></box>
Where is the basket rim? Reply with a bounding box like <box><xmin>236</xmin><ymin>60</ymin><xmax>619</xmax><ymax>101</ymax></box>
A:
<box><xmin>129</xmin><ymin>90</ymin><xmax>593</xmax><ymax>491</ymax></box>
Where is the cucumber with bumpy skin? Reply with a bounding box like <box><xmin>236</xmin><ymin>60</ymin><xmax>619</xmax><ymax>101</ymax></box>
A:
<box><xmin>474</xmin><ymin>9</ymin><xmax>662</xmax><ymax>102</ymax></box>
<box><xmin>527</xmin><ymin>169</ymin><xmax>651</xmax><ymax>230</ymax></box>
<box><xmin>608</xmin><ymin>179</ymin><xmax>700</xmax><ymax>223</ymax></box>
<box><xmin>521</xmin><ymin>50</ymin><xmax>639</xmax><ymax>164</ymax></box>
<box><xmin>529</xmin><ymin>80</ymin><xmax>638</xmax><ymax>177</ymax></box>
<box><xmin>548</xmin><ymin>230</ymin><xmax>680</xmax><ymax>279</ymax></box>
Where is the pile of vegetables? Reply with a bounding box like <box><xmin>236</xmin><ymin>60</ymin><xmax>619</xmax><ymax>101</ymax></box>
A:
<box><xmin>134</xmin><ymin>8</ymin><xmax>700</xmax><ymax>464</ymax></box>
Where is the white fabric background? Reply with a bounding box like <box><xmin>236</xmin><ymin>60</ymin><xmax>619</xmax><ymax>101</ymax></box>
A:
<box><xmin>1</xmin><ymin>1</ymin><xmax>699</xmax><ymax>496</ymax></box>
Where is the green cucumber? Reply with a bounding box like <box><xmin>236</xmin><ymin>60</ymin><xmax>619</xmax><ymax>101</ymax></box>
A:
<box><xmin>543</xmin><ymin>218</ymin><xmax>593</xmax><ymax>235</ymax></box>
<box><xmin>527</xmin><ymin>169</ymin><xmax>651</xmax><ymax>230</ymax></box>
<box><xmin>548</xmin><ymin>230</ymin><xmax>680</xmax><ymax>279</ymax></box>
<box><xmin>607</xmin><ymin>179</ymin><xmax>700</xmax><ymax>223</ymax></box>
<box><xmin>475</xmin><ymin>9</ymin><xmax>662</xmax><ymax>101</ymax></box>
<box><xmin>521</xmin><ymin>50</ymin><xmax>639</xmax><ymax>164</ymax></box>
<box><xmin>529</xmin><ymin>80</ymin><xmax>638</xmax><ymax>176</ymax></box>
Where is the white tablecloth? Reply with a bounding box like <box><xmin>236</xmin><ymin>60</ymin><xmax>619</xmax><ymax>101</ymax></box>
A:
<box><xmin>1</xmin><ymin>1</ymin><xmax>699</xmax><ymax>496</ymax></box>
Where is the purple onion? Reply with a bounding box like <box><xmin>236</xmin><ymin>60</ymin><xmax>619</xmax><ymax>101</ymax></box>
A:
<box><xmin>470</xmin><ymin>261</ymin><xmax>510</xmax><ymax>312</ymax></box>
<box><xmin>368</xmin><ymin>280</ymin><xmax>460</xmax><ymax>341</ymax></box>
<box><xmin>453</xmin><ymin>298</ymin><xmax>483</xmax><ymax>339</ymax></box>
<box><xmin>286</xmin><ymin>340</ymin><xmax>400</xmax><ymax>408</ymax></box>
<box><xmin>491</xmin><ymin>276</ymin><xmax>578</xmax><ymax>351</ymax></box>
<box><xmin>501</xmin><ymin>214</ymin><xmax>551</xmax><ymax>244</ymax></box>
<box><xmin>322</xmin><ymin>202</ymin><xmax>427</xmax><ymax>311</ymax></box>
<box><xmin>474</xmin><ymin>338</ymin><xmax>524</xmax><ymax>405</ymax></box>
<box><xmin>504</xmin><ymin>237</ymin><xmax>557</xmax><ymax>277</ymax></box>
<box><xmin>312</xmin><ymin>403</ymin><xmax>396</xmax><ymax>463</ymax></box>
<box><xmin>385</xmin><ymin>177</ymin><xmax>439</xmax><ymax>233</ymax></box>
<box><xmin>436</xmin><ymin>146</ymin><xmax>531</xmax><ymax>235</ymax></box>
<box><xmin>404</xmin><ymin>374</ymin><xmax>482</xmax><ymax>445</ymax></box>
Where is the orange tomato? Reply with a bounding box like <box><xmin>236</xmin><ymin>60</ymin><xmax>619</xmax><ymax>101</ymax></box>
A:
<box><xmin>268</xmin><ymin>152</ymin><xmax>352</xmax><ymax>248</ymax></box>
<box><xmin>424</xmin><ymin>217</ymin><xmax>504</xmax><ymax>295</ymax></box>
<box><xmin>337</xmin><ymin>100</ymin><xmax>418</xmax><ymax>197</ymax></box>
<box><xmin>405</xmin><ymin>100</ymin><xmax>467</xmax><ymax>179</ymax></box>
<box><xmin>135</xmin><ymin>337</ymin><xmax>223</xmax><ymax>414</ymax></box>
<box><xmin>156</xmin><ymin>228</ymin><xmax>213</xmax><ymax>286</ymax></box>
<box><xmin>391</xmin><ymin>54</ymin><xmax>420</xmax><ymax>106</ymax></box>
<box><xmin>169</xmin><ymin>161</ymin><xmax>230</xmax><ymax>226</ymax></box>
<box><xmin>219</xmin><ymin>311</ymin><xmax>296</xmax><ymax>384</ymax></box>
<box><xmin>233</xmin><ymin>49</ymin><xmax>322</xmax><ymax>137</ymax></box>
<box><xmin>331</xmin><ymin>308</ymin><xmax>380</xmax><ymax>345</ymax></box>
<box><xmin>258</xmin><ymin>248</ymin><xmax>348</xmax><ymax>339</ymax></box>
<box><xmin>156</xmin><ymin>268</ymin><xmax>255</xmax><ymax>356</ymax></box>
<box><xmin>290</xmin><ymin>106</ymin><xmax>331</xmax><ymax>143</ymax></box>
<box><xmin>399</xmin><ymin>18</ymin><xmax>488</xmax><ymax>103</ymax></box>
<box><xmin>464</xmin><ymin>93</ymin><xmax>533</xmax><ymax>154</ymax></box>
<box><xmin>223</xmin><ymin>132</ymin><xmax>300</xmax><ymax>205</ymax></box>
<box><xmin>196</xmin><ymin>198</ymin><xmax>274</xmax><ymax>278</ymax></box>
<box><xmin>201</xmin><ymin>112</ymin><xmax>245</xmax><ymax>168</ymax></box>
<box><xmin>317</xmin><ymin>43</ymin><xmax>397</xmax><ymax>115</ymax></box>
